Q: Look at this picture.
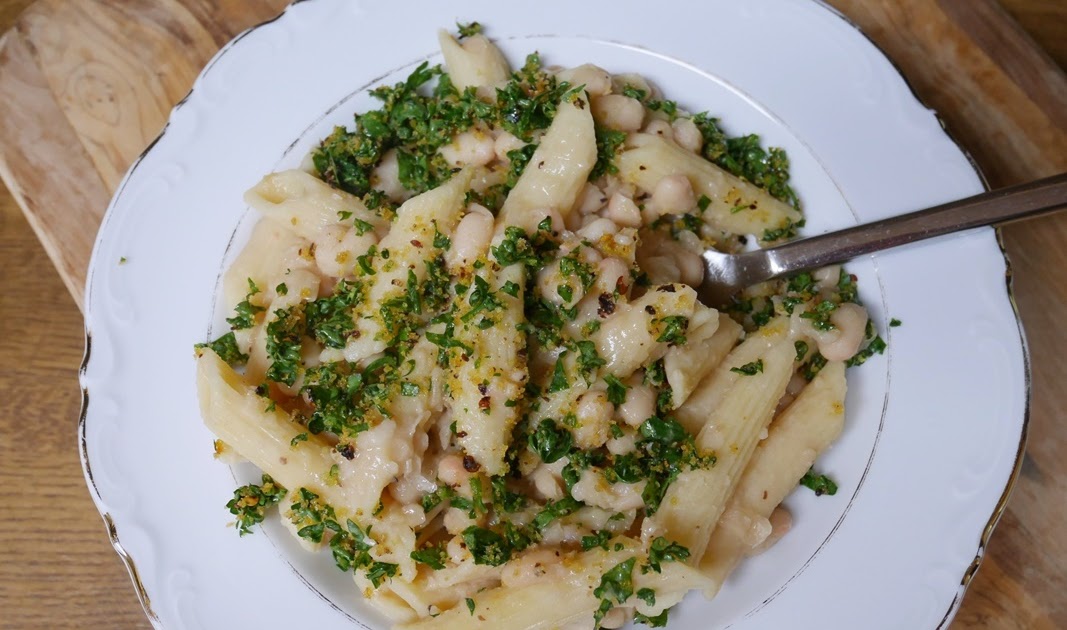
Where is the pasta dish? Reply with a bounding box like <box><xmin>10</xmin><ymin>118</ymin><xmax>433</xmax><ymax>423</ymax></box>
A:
<box><xmin>194</xmin><ymin>23</ymin><xmax>883</xmax><ymax>629</ymax></box>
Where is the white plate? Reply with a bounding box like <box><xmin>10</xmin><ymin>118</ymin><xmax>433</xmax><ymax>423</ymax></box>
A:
<box><xmin>79</xmin><ymin>1</ymin><xmax>1029</xmax><ymax>628</ymax></box>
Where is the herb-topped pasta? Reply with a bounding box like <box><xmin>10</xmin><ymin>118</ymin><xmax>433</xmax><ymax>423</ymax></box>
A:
<box><xmin>194</xmin><ymin>22</ymin><xmax>885</xmax><ymax>630</ymax></box>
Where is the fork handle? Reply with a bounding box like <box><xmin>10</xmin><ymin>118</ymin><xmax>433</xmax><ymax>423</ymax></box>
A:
<box><xmin>761</xmin><ymin>172</ymin><xmax>1067</xmax><ymax>277</ymax></box>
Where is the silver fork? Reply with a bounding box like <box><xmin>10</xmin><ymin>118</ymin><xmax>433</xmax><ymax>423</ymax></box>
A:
<box><xmin>698</xmin><ymin>172</ymin><xmax>1067</xmax><ymax>307</ymax></box>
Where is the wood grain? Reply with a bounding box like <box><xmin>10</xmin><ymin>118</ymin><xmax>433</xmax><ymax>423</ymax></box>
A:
<box><xmin>0</xmin><ymin>1</ymin><xmax>1063</xmax><ymax>628</ymax></box>
<box><xmin>0</xmin><ymin>3</ymin><xmax>148</xmax><ymax>625</ymax></box>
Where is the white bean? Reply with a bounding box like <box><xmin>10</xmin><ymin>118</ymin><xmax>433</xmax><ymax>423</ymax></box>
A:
<box><xmin>595</xmin><ymin>257</ymin><xmax>631</xmax><ymax>295</ymax></box>
<box><xmin>437</xmin><ymin>454</ymin><xmax>472</xmax><ymax>487</ymax></box>
<box><xmin>493</xmin><ymin>130</ymin><xmax>526</xmax><ymax>161</ymax></box>
<box><xmin>446</xmin><ymin>205</ymin><xmax>494</xmax><ymax>272</ymax></box>
<box><xmin>617</xmin><ymin>383</ymin><xmax>655</xmax><ymax>427</ymax></box>
<box><xmin>571</xmin><ymin>469</ymin><xmax>645</xmax><ymax>511</ymax></box>
<box><xmin>672</xmin><ymin>117</ymin><xmax>704</xmax><ymax>153</ymax></box>
<box><xmin>576</xmin><ymin>182</ymin><xmax>608</xmax><ymax>216</ymax></box>
<box><xmin>602</xmin><ymin>192</ymin><xmax>642</xmax><ymax>227</ymax></box>
<box><xmin>606</xmin><ymin>431</ymin><xmax>637</xmax><ymax>455</ymax></box>
<box><xmin>643</xmin><ymin>118</ymin><xmax>672</xmax><ymax>138</ymax></box>
<box><xmin>591</xmin><ymin>95</ymin><xmax>645</xmax><ymax>131</ymax></box>
<box><xmin>573</xmin><ymin>390</ymin><xmax>614</xmax><ymax>449</ymax></box>
<box><xmin>443</xmin><ymin>507</ymin><xmax>476</xmax><ymax>535</ymax></box>
<box><xmin>556</xmin><ymin>64</ymin><xmax>613</xmax><ymax>96</ymax></box>
<box><xmin>819</xmin><ymin>302</ymin><xmax>869</xmax><ymax>361</ymax></box>
<box><xmin>749</xmin><ymin>506</ymin><xmax>793</xmax><ymax>556</ymax></box>
<box><xmin>600</xmin><ymin>608</ymin><xmax>631</xmax><ymax>630</ymax></box>
<box><xmin>577</xmin><ymin>217</ymin><xmax>619</xmax><ymax>243</ymax></box>
<box><xmin>611</xmin><ymin>73</ymin><xmax>651</xmax><ymax>96</ymax></box>
<box><xmin>651</xmin><ymin>174</ymin><xmax>696</xmax><ymax>215</ymax></box>
<box><xmin>813</xmin><ymin>265</ymin><xmax>842</xmax><ymax>291</ymax></box>
<box><xmin>530</xmin><ymin>461</ymin><xmax>565</xmax><ymax>501</ymax></box>
<box><xmin>439</xmin><ymin>130</ymin><xmax>495</xmax><ymax>167</ymax></box>
<box><xmin>370</xmin><ymin>149</ymin><xmax>407</xmax><ymax>201</ymax></box>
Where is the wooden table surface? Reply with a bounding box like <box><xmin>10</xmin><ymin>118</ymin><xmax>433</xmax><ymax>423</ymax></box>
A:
<box><xmin>0</xmin><ymin>1</ymin><xmax>1064</xmax><ymax>628</ymax></box>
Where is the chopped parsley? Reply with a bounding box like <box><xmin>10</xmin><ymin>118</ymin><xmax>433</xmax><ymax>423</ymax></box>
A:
<box><xmin>226</xmin><ymin>474</ymin><xmax>287</xmax><ymax>536</ymax></box>
<box><xmin>462</xmin><ymin>526</ymin><xmax>514</xmax><ymax>566</ymax></box>
<box><xmin>456</xmin><ymin>21</ymin><xmax>483</xmax><ymax>39</ymax></box>
<box><xmin>305</xmin><ymin>280</ymin><xmax>362</xmax><ymax>348</ymax></box>
<box><xmin>547</xmin><ymin>353</ymin><xmax>570</xmax><ymax>393</ymax></box>
<box><xmin>799</xmin><ymin>469</ymin><xmax>838</xmax><ymax>496</ymax></box>
<box><xmin>643</xmin><ymin>537</ymin><xmax>690</xmax><ymax>573</ymax></box>
<box><xmin>591</xmin><ymin>125</ymin><xmax>627</xmax><ymax>180</ymax></box>
<box><xmin>194</xmin><ymin>331</ymin><xmax>247</xmax><ymax>366</ymax></box>
<box><xmin>581</xmin><ymin>530</ymin><xmax>612</xmax><ymax>551</ymax></box>
<box><xmin>730</xmin><ymin>359</ymin><xmax>764</xmax><ymax>376</ymax></box>
<box><xmin>604</xmin><ymin>374</ymin><xmax>630</xmax><ymax>406</ymax></box>
<box><xmin>410</xmin><ymin>544</ymin><xmax>448</xmax><ymax>570</ymax></box>
<box><xmin>654</xmin><ymin>315</ymin><xmax>689</xmax><ymax>346</ymax></box>
<box><xmin>226</xmin><ymin>278</ymin><xmax>265</xmax><ymax>330</ymax></box>
<box><xmin>265</xmin><ymin>306</ymin><xmax>306</xmax><ymax>386</ymax></box>
<box><xmin>575</xmin><ymin>340</ymin><xmax>606</xmax><ymax>379</ymax></box>
<box><xmin>593</xmin><ymin>557</ymin><xmax>636</xmax><ymax>627</ymax></box>
<box><xmin>529</xmin><ymin>418</ymin><xmax>573</xmax><ymax>464</ymax></box>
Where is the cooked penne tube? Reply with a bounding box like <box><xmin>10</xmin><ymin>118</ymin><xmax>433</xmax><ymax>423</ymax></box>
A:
<box><xmin>342</xmin><ymin>169</ymin><xmax>473</xmax><ymax>363</ymax></box>
<box><xmin>438</xmin><ymin>30</ymin><xmax>511</xmax><ymax>90</ymax></box>
<box><xmin>495</xmin><ymin>95</ymin><xmax>597</xmax><ymax>231</ymax></box>
<box><xmin>196</xmin><ymin>349</ymin><xmax>341</xmax><ymax>503</ymax></box>
<box><xmin>618</xmin><ymin>134</ymin><xmax>802</xmax><ymax>236</ymax></box>
<box><xmin>244</xmin><ymin>169</ymin><xmax>389</xmax><ymax>241</ymax></box>
<box><xmin>448</xmin><ymin>263</ymin><xmax>527</xmax><ymax>476</ymax></box>
<box><xmin>674</xmin><ymin>317</ymin><xmax>791</xmax><ymax>435</ymax></box>
<box><xmin>664</xmin><ymin>310</ymin><xmax>741</xmax><ymax>409</ymax></box>
<box><xmin>648</xmin><ymin>338</ymin><xmax>796</xmax><ymax>563</ymax></box>
<box><xmin>397</xmin><ymin>540</ymin><xmax>712</xmax><ymax>630</ymax></box>
<box><xmin>699</xmin><ymin>360</ymin><xmax>846</xmax><ymax>596</ymax></box>
<box><xmin>593</xmin><ymin>283</ymin><xmax>697</xmax><ymax>378</ymax></box>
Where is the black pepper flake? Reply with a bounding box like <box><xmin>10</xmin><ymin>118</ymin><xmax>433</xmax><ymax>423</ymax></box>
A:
<box><xmin>337</xmin><ymin>443</ymin><xmax>355</xmax><ymax>460</ymax></box>
<box><xmin>411</xmin><ymin>239</ymin><xmax>423</xmax><ymax>248</ymax></box>
<box><xmin>575</xmin><ymin>98</ymin><xmax>586</xmax><ymax>109</ymax></box>
<box><xmin>657</xmin><ymin>284</ymin><xmax>676</xmax><ymax>293</ymax></box>
<box><xmin>645</xmin><ymin>305</ymin><xmax>657</xmax><ymax>315</ymax></box>
<box><xmin>477</xmin><ymin>383</ymin><xmax>488</xmax><ymax>395</ymax></box>
<box><xmin>456</xmin><ymin>431</ymin><xmax>468</xmax><ymax>438</ymax></box>
<box><xmin>463</xmin><ymin>455</ymin><xmax>481</xmax><ymax>472</ymax></box>
<box><xmin>537</xmin><ymin>160</ymin><xmax>545</xmax><ymax>169</ymax></box>
<box><xmin>638</xmin><ymin>165</ymin><xmax>647</xmax><ymax>171</ymax></box>
<box><xmin>597</xmin><ymin>293</ymin><xmax>616</xmax><ymax>317</ymax></box>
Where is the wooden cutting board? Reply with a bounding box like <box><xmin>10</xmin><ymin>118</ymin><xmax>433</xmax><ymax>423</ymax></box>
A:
<box><xmin>0</xmin><ymin>0</ymin><xmax>1064</xmax><ymax>628</ymax></box>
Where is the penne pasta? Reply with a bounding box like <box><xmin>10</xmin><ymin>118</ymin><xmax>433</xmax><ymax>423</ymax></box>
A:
<box><xmin>495</xmin><ymin>95</ymin><xmax>597</xmax><ymax>232</ymax></box>
<box><xmin>699</xmin><ymin>361</ymin><xmax>846</xmax><ymax>596</ymax></box>
<box><xmin>618</xmin><ymin>133</ymin><xmax>802</xmax><ymax>236</ymax></box>
<box><xmin>438</xmin><ymin>30</ymin><xmax>511</xmax><ymax>90</ymax></box>
<box><xmin>648</xmin><ymin>338</ymin><xmax>796</xmax><ymax>563</ymax></box>
<box><xmin>244</xmin><ymin>169</ymin><xmax>389</xmax><ymax>241</ymax></box>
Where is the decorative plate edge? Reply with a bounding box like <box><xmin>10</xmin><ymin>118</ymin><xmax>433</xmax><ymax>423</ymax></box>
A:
<box><xmin>78</xmin><ymin>336</ymin><xmax>161</xmax><ymax>626</ymax></box>
<box><xmin>810</xmin><ymin>2</ymin><xmax>1032</xmax><ymax>627</ymax></box>
<box><xmin>75</xmin><ymin>2</ymin><xmax>314</xmax><ymax>626</ymax></box>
